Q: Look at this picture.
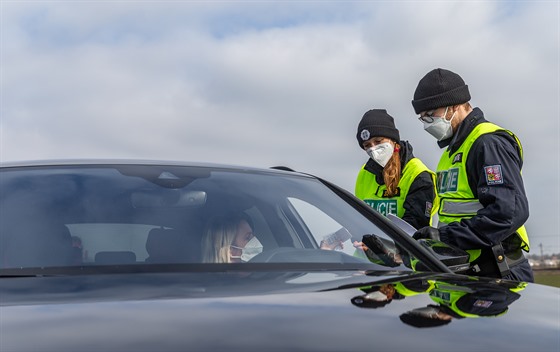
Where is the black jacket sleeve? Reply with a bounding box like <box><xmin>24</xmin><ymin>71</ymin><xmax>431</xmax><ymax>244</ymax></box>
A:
<box><xmin>439</xmin><ymin>131</ymin><xmax>529</xmax><ymax>249</ymax></box>
<box><xmin>402</xmin><ymin>171</ymin><xmax>436</xmax><ymax>230</ymax></box>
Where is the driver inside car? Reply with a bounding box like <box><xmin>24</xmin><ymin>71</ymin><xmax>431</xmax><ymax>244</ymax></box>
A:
<box><xmin>201</xmin><ymin>212</ymin><xmax>263</xmax><ymax>263</ymax></box>
<box><xmin>201</xmin><ymin>211</ymin><xmax>351</xmax><ymax>263</ymax></box>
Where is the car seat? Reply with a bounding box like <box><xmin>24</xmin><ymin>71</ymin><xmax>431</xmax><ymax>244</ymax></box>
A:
<box><xmin>145</xmin><ymin>228</ymin><xmax>198</xmax><ymax>263</ymax></box>
<box><xmin>1</xmin><ymin>220</ymin><xmax>73</xmax><ymax>268</ymax></box>
<box><xmin>95</xmin><ymin>251</ymin><xmax>137</xmax><ymax>265</ymax></box>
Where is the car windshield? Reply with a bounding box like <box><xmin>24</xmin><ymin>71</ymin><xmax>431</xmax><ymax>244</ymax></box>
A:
<box><xmin>0</xmin><ymin>163</ymin><xmax>425</xmax><ymax>272</ymax></box>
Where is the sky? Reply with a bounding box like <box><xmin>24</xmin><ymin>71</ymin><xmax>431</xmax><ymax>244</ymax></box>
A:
<box><xmin>1</xmin><ymin>1</ymin><xmax>559</xmax><ymax>254</ymax></box>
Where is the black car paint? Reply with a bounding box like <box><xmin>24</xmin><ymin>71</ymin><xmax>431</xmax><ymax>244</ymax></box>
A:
<box><xmin>1</xmin><ymin>269</ymin><xmax>558</xmax><ymax>352</ymax></box>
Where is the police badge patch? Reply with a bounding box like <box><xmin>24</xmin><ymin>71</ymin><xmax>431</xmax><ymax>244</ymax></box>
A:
<box><xmin>452</xmin><ymin>152</ymin><xmax>463</xmax><ymax>164</ymax></box>
<box><xmin>473</xmin><ymin>299</ymin><xmax>493</xmax><ymax>308</ymax></box>
<box><xmin>484</xmin><ymin>165</ymin><xmax>504</xmax><ymax>185</ymax></box>
<box><xmin>424</xmin><ymin>201</ymin><xmax>433</xmax><ymax>217</ymax></box>
<box><xmin>360</xmin><ymin>129</ymin><xmax>370</xmax><ymax>141</ymax></box>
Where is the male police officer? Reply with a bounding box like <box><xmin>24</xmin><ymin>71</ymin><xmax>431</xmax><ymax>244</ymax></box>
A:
<box><xmin>410</xmin><ymin>68</ymin><xmax>533</xmax><ymax>282</ymax></box>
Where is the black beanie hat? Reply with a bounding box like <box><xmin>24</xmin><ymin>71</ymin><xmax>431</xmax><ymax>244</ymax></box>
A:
<box><xmin>351</xmin><ymin>295</ymin><xmax>392</xmax><ymax>309</ymax></box>
<box><xmin>411</xmin><ymin>68</ymin><xmax>471</xmax><ymax>114</ymax></box>
<box><xmin>399</xmin><ymin>307</ymin><xmax>453</xmax><ymax>328</ymax></box>
<box><xmin>399</xmin><ymin>312</ymin><xmax>452</xmax><ymax>328</ymax></box>
<box><xmin>356</xmin><ymin>109</ymin><xmax>400</xmax><ymax>149</ymax></box>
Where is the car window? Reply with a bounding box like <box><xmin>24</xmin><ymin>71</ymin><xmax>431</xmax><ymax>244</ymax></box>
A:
<box><xmin>287</xmin><ymin>197</ymin><xmax>354</xmax><ymax>256</ymax></box>
<box><xmin>0</xmin><ymin>164</ymin><xmax>419</xmax><ymax>271</ymax></box>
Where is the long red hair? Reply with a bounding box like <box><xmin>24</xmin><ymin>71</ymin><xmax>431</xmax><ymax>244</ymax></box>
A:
<box><xmin>383</xmin><ymin>142</ymin><xmax>401</xmax><ymax>197</ymax></box>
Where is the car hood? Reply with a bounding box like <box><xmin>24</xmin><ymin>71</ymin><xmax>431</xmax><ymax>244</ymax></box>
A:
<box><xmin>1</xmin><ymin>268</ymin><xmax>558</xmax><ymax>352</ymax></box>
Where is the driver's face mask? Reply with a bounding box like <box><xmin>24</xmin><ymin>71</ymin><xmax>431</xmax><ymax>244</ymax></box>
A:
<box><xmin>231</xmin><ymin>236</ymin><xmax>263</xmax><ymax>262</ymax></box>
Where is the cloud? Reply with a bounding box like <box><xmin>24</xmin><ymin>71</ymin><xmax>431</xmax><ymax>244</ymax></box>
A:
<box><xmin>1</xmin><ymin>1</ymin><xmax>558</xmax><ymax>253</ymax></box>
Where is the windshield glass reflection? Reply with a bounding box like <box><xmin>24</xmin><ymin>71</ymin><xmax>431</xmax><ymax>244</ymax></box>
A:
<box><xmin>0</xmin><ymin>165</ymin><xmax>414</xmax><ymax>271</ymax></box>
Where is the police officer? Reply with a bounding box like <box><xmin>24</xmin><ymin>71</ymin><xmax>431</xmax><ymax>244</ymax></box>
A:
<box><xmin>410</xmin><ymin>68</ymin><xmax>533</xmax><ymax>282</ymax></box>
<box><xmin>355</xmin><ymin>109</ymin><xmax>438</xmax><ymax>229</ymax></box>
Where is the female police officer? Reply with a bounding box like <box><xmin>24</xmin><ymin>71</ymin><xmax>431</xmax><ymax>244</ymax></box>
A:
<box><xmin>355</xmin><ymin>109</ymin><xmax>438</xmax><ymax>229</ymax></box>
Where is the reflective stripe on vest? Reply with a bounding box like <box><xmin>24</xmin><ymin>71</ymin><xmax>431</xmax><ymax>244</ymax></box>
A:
<box><xmin>436</xmin><ymin>122</ymin><xmax>530</xmax><ymax>252</ymax></box>
<box><xmin>355</xmin><ymin>158</ymin><xmax>438</xmax><ymax>225</ymax></box>
<box><xmin>439</xmin><ymin>198</ymin><xmax>483</xmax><ymax>218</ymax></box>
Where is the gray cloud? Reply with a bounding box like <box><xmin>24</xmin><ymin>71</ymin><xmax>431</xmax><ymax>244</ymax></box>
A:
<box><xmin>2</xmin><ymin>1</ymin><xmax>558</xmax><ymax>253</ymax></box>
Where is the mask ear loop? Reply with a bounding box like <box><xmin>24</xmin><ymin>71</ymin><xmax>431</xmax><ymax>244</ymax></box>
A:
<box><xmin>448</xmin><ymin>106</ymin><xmax>458</xmax><ymax>124</ymax></box>
<box><xmin>230</xmin><ymin>245</ymin><xmax>243</xmax><ymax>260</ymax></box>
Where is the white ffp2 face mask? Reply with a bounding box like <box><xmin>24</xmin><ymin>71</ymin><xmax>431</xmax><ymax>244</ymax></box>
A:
<box><xmin>423</xmin><ymin>107</ymin><xmax>455</xmax><ymax>141</ymax></box>
<box><xmin>366</xmin><ymin>142</ymin><xmax>394</xmax><ymax>167</ymax></box>
<box><xmin>231</xmin><ymin>236</ymin><xmax>263</xmax><ymax>262</ymax></box>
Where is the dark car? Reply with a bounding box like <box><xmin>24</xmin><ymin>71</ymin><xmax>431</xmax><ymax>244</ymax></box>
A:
<box><xmin>0</xmin><ymin>160</ymin><xmax>558</xmax><ymax>352</ymax></box>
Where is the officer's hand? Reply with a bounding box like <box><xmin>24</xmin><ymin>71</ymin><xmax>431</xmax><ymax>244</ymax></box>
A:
<box><xmin>412</xmin><ymin>226</ymin><xmax>440</xmax><ymax>241</ymax></box>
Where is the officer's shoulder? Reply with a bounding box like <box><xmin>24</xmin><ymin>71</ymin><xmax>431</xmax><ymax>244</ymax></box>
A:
<box><xmin>410</xmin><ymin>171</ymin><xmax>435</xmax><ymax>187</ymax></box>
<box><xmin>474</xmin><ymin>130</ymin><xmax>518</xmax><ymax>148</ymax></box>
